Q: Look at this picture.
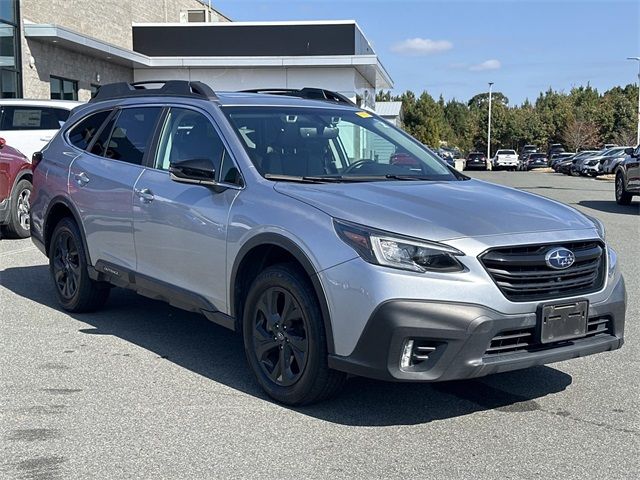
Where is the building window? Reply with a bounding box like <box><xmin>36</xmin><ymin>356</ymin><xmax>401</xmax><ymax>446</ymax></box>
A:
<box><xmin>0</xmin><ymin>0</ymin><xmax>20</xmax><ymax>98</ymax></box>
<box><xmin>50</xmin><ymin>76</ymin><xmax>78</xmax><ymax>100</ymax></box>
<box><xmin>187</xmin><ymin>9</ymin><xmax>207</xmax><ymax>22</ymax></box>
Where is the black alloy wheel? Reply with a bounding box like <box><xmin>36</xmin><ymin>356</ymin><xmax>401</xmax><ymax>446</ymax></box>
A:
<box><xmin>242</xmin><ymin>264</ymin><xmax>346</xmax><ymax>405</ymax></box>
<box><xmin>49</xmin><ymin>218</ymin><xmax>110</xmax><ymax>312</ymax></box>
<box><xmin>251</xmin><ymin>286</ymin><xmax>309</xmax><ymax>387</ymax></box>
<box><xmin>52</xmin><ymin>230</ymin><xmax>81</xmax><ymax>300</ymax></box>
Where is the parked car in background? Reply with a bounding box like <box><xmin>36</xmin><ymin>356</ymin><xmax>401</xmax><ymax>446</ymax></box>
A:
<box><xmin>549</xmin><ymin>152</ymin><xmax>574</xmax><ymax>168</ymax></box>
<box><xmin>519</xmin><ymin>144</ymin><xmax>537</xmax><ymax>160</ymax></box>
<box><xmin>615</xmin><ymin>146</ymin><xmax>640</xmax><ymax>204</ymax></box>
<box><xmin>524</xmin><ymin>153</ymin><xmax>548</xmax><ymax>170</ymax></box>
<box><xmin>0</xmin><ymin>138</ymin><xmax>32</xmax><ymax>238</ymax></box>
<box><xmin>548</xmin><ymin>143</ymin><xmax>565</xmax><ymax>157</ymax></box>
<box><xmin>604</xmin><ymin>143</ymin><xmax>618</xmax><ymax>149</ymax></box>
<box><xmin>465</xmin><ymin>152</ymin><xmax>487</xmax><ymax>170</ymax></box>
<box><xmin>30</xmin><ymin>80</ymin><xmax>626</xmax><ymax>405</ymax></box>
<box><xmin>575</xmin><ymin>148</ymin><xmax>626</xmax><ymax>176</ymax></box>
<box><xmin>571</xmin><ymin>149</ymin><xmax>607</xmax><ymax>176</ymax></box>
<box><xmin>601</xmin><ymin>147</ymin><xmax>632</xmax><ymax>174</ymax></box>
<box><xmin>0</xmin><ymin>99</ymin><xmax>81</xmax><ymax>159</ymax></box>
<box><xmin>492</xmin><ymin>149</ymin><xmax>519</xmax><ymax>170</ymax></box>
<box><xmin>558</xmin><ymin>151</ymin><xmax>598</xmax><ymax>174</ymax></box>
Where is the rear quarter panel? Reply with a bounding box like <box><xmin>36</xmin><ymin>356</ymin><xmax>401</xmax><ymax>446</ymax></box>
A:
<box><xmin>30</xmin><ymin>137</ymin><xmax>81</xmax><ymax>242</ymax></box>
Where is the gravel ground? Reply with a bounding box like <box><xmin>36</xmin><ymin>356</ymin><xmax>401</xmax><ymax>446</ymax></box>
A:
<box><xmin>1</xmin><ymin>171</ymin><xmax>638</xmax><ymax>479</ymax></box>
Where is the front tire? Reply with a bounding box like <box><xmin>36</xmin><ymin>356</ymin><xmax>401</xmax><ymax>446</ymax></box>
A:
<box><xmin>615</xmin><ymin>172</ymin><xmax>633</xmax><ymax>205</ymax></box>
<box><xmin>242</xmin><ymin>264</ymin><xmax>346</xmax><ymax>405</ymax></box>
<box><xmin>2</xmin><ymin>179</ymin><xmax>32</xmax><ymax>239</ymax></box>
<box><xmin>49</xmin><ymin>217</ymin><xmax>110</xmax><ymax>312</ymax></box>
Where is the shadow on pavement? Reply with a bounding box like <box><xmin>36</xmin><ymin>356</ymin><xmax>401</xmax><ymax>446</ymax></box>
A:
<box><xmin>1</xmin><ymin>264</ymin><xmax>573</xmax><ymax>426</ymax></box>
<box><xmin>578</xmin><ymin>200</ymin><xmax>639</xmax><ymax>215</ymax></box>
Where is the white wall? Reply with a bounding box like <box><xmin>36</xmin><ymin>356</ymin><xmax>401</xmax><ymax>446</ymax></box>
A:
<box><xmin>134</xmin><ymin>66</ymin><xmax>373</xmax><ymax>102</ymax></box>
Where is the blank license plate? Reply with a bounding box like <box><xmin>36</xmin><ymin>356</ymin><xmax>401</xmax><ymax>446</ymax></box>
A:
<box><xmin>538</xmin><ymin>301</ymin><xmax>588</xmax><ymax>344</ymax></box>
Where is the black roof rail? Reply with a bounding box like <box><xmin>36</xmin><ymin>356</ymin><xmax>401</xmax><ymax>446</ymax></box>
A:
<box><xmin>90</xmin><ymin>80</ymin><xmax>218</xmax><ymax>103</ymax></box>
<box><xmin>240</xmin><ymin>87</ymin><xmax>356</xmax><ymax>106</ymax></box>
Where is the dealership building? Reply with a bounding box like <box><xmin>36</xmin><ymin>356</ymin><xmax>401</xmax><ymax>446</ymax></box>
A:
<box><xmin>1</xmin><ymin>0</ymin><xmax>392</xmax><ymax>109</ymax></box>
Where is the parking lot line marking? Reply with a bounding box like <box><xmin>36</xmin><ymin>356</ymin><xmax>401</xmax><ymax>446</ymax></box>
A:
<box><xmin>0</xmin><ymin>246</ymin><xmax>37</xmax><ymax>258</ymax></box>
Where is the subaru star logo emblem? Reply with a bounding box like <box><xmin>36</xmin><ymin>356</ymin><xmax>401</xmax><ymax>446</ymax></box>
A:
<box><xmin>545</xmin><ymin>247</ymin><xmax>576</xmax><ymax>270</ymax></box>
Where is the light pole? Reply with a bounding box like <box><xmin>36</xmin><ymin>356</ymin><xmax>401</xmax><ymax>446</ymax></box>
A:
<box><xmin>487</xmin><ymin>82</ymin><xmax>494</xmax><ymax>167</ymax></box>
<box><xmin>628</xmin><ymin>57</ymin><xmax>640</xmax><ymax>146</ymax></box>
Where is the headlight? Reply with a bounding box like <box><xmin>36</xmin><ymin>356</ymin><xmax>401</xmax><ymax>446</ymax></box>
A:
<box><xmin>334</xmin><ymin>219</ymin><xmax>465</xmax><ymax>273</ymax></box>
<box><xmin>584</xmin><ymin>214</ymin><xmax>606</xmax><ymax>240</ymax></box>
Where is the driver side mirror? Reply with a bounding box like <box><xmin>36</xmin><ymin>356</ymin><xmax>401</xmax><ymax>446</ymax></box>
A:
<box><xmin>169</xmin><ymin>158</ymin><xmax>217</xmax><ymax>186</ymax></box>
<box><xmin>624</xmin><ymin>147</ymin><xmax>636</xmax><ymax>157</ymax></box>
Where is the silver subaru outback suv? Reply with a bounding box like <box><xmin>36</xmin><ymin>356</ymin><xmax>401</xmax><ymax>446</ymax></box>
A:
<box><xmin>30</xmin><ymin>81</ymin><xmax>626</xmax><ymax>405</ymax></box>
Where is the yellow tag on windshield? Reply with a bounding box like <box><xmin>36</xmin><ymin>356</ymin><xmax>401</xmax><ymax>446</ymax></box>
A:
<box><xmin>355</xmin><ymin>111</ymin><xmax>372</xmax><ymax>118</ymax></box>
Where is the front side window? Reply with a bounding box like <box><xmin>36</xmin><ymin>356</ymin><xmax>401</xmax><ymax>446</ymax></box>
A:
<box><xmin>0</xmin><ymin>106</ymin><xmax>70</xmax><ymax>131</ymax></box>
<box><xmin>101</xmin><ymin>107</ymin><xmax>162</xmax><ymax>165</ymax></box>
<box><xmin>155</xmin><ymin>108</ymin><xmax>232</xmax><ymax>182</ymax></box>
<box><xmin>224</xmin><ymin>107</ymin><xmax>457</xmax><ymax>181</ymax></box>
<box><xmin>67</xmin><ymin>110</ymin><xmax>112</xmax><ymax>150</ymax></box>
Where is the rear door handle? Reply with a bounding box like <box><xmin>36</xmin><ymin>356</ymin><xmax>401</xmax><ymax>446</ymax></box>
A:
<box><xmin>74</xmin><ymin>172</ymin><xmax>90</xmax><ymax>186</ymax></box>
<box><xmin>135</xmin><ymin>188</ymin><xmax>155</xmax><ymax>203</ymax></box>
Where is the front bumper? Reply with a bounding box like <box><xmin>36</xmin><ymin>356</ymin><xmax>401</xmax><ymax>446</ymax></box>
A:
<box><xmin>328</xmin><ymin>275</ymin><xmax>625</xmax><ymax>382</ymax></box>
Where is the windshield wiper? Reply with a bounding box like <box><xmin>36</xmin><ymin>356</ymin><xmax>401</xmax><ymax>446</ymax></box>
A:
<box><xmin>264</xmin><ymin>174</ymin><xmax>325</xmax><ymax>183</ymax></box>
<box><xmin>384</xmin><ymin>174</ymin><xmax>432</xmax><ymax>181</ymax></box>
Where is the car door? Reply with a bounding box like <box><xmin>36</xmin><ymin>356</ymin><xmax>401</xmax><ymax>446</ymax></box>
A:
<box><xmin>0</xmin><ymin>105</ymin><xmax>70</xmax><ymax>158</ymax></box>
<box><xmin>132</xmin><ymin>106</ymin><xmax>242</xmax><ymax>311</ymax></box>
<box><xmin>68</xmin><ymin>106</ymin><xmax>163</xmax><ymax>269</ymax></box>
<box><xmin>626</xmin><ymin>145</ymin><xmax>640</xmax><ymax>192</ymax></box>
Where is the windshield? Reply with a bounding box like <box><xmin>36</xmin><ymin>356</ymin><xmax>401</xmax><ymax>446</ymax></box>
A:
<box><xmin>529</xmin><ymin>153</ymin><xmax>546</xmax><ymax>159</ymax></box>
<box><xmin>223</xmin><ymin>106</ymin><xmax>460</xmax><ymax>182</ymax></box>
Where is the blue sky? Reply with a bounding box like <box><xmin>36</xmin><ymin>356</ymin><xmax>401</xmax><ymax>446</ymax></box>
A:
<box><xmin>213</xmin><ymin>0</ymin><xmax>640</xmax><ymax>105</ymax></box>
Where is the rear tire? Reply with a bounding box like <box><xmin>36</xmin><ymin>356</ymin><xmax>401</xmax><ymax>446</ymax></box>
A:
<box><xmin>242</xmin><ymin>263</ymin><xmax>346</xmax><ymax>405</ymax></box>
<box><xmin>49</xmin><ymin>217</ymin><xmax>110</xmax><ymax>312</ymax></box>
<box><xmin>2</xmin><ymin>179</ymin><xmax>32</xmax><ymax>239</ymax></box>
<box><xmin>615</xmin><ymin>172</ymin><xmax>633</xmax><ymax>205</ymax></box>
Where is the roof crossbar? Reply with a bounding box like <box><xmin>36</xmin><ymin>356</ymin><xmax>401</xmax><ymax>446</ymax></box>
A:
<box><xmin>90</xmin><ymin>80</ymin><xmax>218</xmax><ymax>102</ymax></box>
<box><xmin>240</xmin><ymin>88</ymin><xmax>356</xmax><ymax>106</ymax></box>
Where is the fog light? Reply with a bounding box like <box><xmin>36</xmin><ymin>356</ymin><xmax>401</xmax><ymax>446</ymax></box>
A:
<box><xmin>401</xmin><ymin>339</ymin><xmax>414</xmax><ymax>369</ymax></box>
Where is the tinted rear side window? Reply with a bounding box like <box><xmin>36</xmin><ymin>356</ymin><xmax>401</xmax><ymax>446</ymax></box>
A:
<box><xmin>67</xmin><ymin>110</ymin><xmax>112</xmax><ymax>150</ymax></box>
<box><xmin>0</xmin><ymin>106</ymin><xmax>70</xmax><ymax>131</ymax></box>
<box><xmin>102</xmin><ymin>107</ymin><xmax>162</xmax><ymax>165</ymax></box>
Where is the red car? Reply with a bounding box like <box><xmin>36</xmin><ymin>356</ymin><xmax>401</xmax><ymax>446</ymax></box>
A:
<box><xmin>0</xmin><ymin>138</ymin><xmax>32</xmax><ymax>238</ymax></box>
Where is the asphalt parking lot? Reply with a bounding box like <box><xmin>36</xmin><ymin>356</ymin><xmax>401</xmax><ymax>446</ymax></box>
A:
<box><xmin>1</xmin><ymin>171</ymin><xmax>638</xmax><ymax>479</ymax></box>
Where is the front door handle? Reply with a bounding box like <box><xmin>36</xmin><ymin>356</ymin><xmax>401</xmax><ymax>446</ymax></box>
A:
<box><xmin>74</xmin><ymin>172</ymin><xmax>90</xmax><ymax>186</ymax></box>
<box><xmin>135</xmin><ymin>188</ymin><xmax>155</xmax><ymax>203</ymax></box>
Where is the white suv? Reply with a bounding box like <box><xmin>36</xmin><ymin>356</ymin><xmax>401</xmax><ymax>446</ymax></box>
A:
<box><xmin>0</xmin><ymin>99</ymin><xmax>82</xmax><ymax>159</ymax></box>
<box><xmin>492</xmin><ymin>149</ymin><xmax>519</xmax><ymax>171</ymax></box>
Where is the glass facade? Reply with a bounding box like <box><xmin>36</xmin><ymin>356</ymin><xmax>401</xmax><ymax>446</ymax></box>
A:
<box><xmin>0</xmin><ymin>0</ymin><xmax>20</xmax><ymax>98</ymax></box>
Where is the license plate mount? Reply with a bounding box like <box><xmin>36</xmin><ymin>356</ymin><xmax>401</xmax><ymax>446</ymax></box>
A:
<box><xmin>537</xmin><ymin>300</ymin><xmax>588</xmax><ymax>344</ymax></box>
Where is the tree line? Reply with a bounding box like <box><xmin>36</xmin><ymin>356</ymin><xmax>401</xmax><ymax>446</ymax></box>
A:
<box><xmin>376</xmin><ymin>83</ymin><xmax>639</xmax><ymax>154</ymax></box>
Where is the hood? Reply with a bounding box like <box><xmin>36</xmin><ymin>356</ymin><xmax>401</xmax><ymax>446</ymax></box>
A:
<box><xmin>274</xmin><ymin>179</ymin><xmax>595</xmax><ymax>241</ymax></box>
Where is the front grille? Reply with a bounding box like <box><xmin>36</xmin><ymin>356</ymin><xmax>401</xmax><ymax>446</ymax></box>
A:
<box><xmin>484</xmin><ymin>316</ymin><xmax>612</xmax><ymax>356</ymax></box>
<box><xmin>485</xmin><ymin>329</ymin><xmax>534</xmax><ymax>355</ymax></box>
<box><xmin>480</xmin><ymin>241</ymin><xmax>605</xmax><ymax>302</ymax></box>
<box><xmin>585</xmin><ymin>316</ymin><xmax>611</xmax><ymax>336</ymax></box>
